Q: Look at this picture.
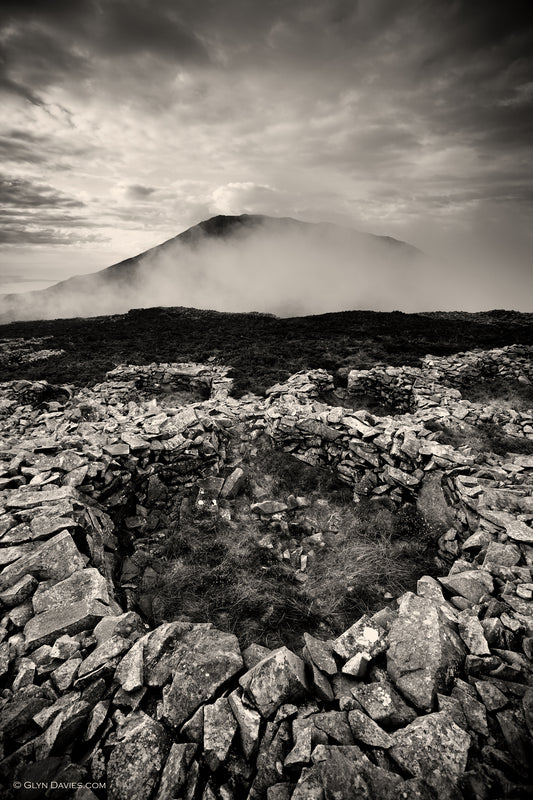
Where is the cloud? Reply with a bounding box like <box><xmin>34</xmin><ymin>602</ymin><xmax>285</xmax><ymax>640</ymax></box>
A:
<box><xmin>0</xmin><ymin>174</ymin><xmax>98</xmax><ymax>246</ymax></box>
<box><xmin>211</xmin><ymin>183</ymin><xmax>284</xmax><ymax>215</ymax></box>
<box><xmin>0</xmin><ymin>0</ymin><xmax>209</xmax><ymax>106</ymax></box>
<box><xmin>0</xmin><ymin>174</ymin><xmax>83</xmax><ymax>209</ymax></box>
<box><xmin>126</xmin><ymin>184</ymin><xmax>157</xmax><ymax>200</ymax></box>
<box><xmin>0</xmin><ymin>1</ymin><xmax>531</xmax><ymax>310</ymax></box>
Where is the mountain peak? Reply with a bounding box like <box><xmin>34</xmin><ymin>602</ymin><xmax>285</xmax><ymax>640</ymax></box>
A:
<box><xmin>0</xmin><ymin>214</ymin><xmax>424</xmax><ymax>323</ymax></box>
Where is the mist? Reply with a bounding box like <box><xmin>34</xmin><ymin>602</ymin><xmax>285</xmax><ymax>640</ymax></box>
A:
<box><xmin>0</xmin><ymin>217</ymin><xmax>530</xmax><ymax>323</ymax></box>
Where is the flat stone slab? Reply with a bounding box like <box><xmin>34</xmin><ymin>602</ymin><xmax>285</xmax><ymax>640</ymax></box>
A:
<box><xmin>505</xmin><ymin>520</ymin><xmax>533</xmax><ymax>544</ymax></box>
<box><xmin>0</xmin><ymin>530</ymin><xmax>86</xmax><ymax>592</ymax></box>
<box><xmin>32</xmin><ymin>567</ymin><xmax>110</xmax><ymax>614</ymax></box>
<box><xmin>5</xmin><ymin>486</ymin><xmax>79</xmax><ymax>509</ymax></box>
<box><xmin>24</xmin><ymin>598</ymin><xmax>112</xmax><ymax>650</ymax></box>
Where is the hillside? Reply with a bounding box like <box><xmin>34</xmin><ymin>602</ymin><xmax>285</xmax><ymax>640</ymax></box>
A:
<box><xmin>0</xmin><ymin>215</ymin><xmax>424</xmax><ymax>322</ymax></box>
<box><xmin>0</xmin><ymin>305</ymin><xmax>532</xmax><ymax>396</ymax></box>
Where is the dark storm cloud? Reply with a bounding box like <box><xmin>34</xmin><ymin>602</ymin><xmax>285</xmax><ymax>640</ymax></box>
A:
<box><xmin>2</xmin><ymin>1</ymin><xmax>531</xmax><ymax>134</ymax></box>
<box><xmin>0</xmin><ymin>175</ymin><xmax>93</xmax><ymax>245</ymax></box>
<box><xmin>127</xmin><ymin>184</ymin><xmax>157</xmax><ymax>200</ymax></box>
<box><xmin>0</xmin><ymin>175</ymin><xmax>84</xmax><ymax>209</ymax></box>
<box><xmin>0</xmin><ymin>227</ymin><xmax>86</xmax><ymax>245</ymax></box>
<box><xmin>0</xmin><ymin>129</ymin><xmax>91</xmax><ymax>165</ymax></box>
<box><xmin>0</xmin><ymin>132</ymin><xmax>46</xmax><ymax>163</ymax></box>
<box><xmin>0</xmin><ymin>0</ymin><xmax>209</xmax><ymax>103</ymax></box>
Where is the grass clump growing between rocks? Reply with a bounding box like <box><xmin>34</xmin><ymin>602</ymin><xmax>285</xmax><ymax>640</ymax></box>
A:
<box><xmin>153</xmin><ymin>510</ymin><xmax>322</xmax><ymax>650</ymax></box>
<box><xmin>426</xmin><ymin>418</ymin><xmax>533</xmax><ymax>458</ymax></box>
<box><xmin>246</xmin><ymin>445</ymin><xmax>354</xmax><ymax>503</ymax></box>
<box><xmin>459</xmin><ymin>376</ymin><xmax>533</xmax><ymax>412</ymax></box>
<box><xmin>150</xmin><ymin>447</ymin><xmax>439</xmax><ymax>649</ymax></box>
<box><xmin>304</xmin><ymin>501</ymin><xmax>437</xmax><ymax>629</ymax></box>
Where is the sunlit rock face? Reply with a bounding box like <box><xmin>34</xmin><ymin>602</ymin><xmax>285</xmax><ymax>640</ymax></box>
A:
<box><xmin>0</xmin><ymin>214</ymin><xmax>426</xmax><ymax>322</ymax></box>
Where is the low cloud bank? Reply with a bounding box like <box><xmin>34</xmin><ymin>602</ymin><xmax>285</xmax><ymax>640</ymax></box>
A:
<box><xmin>0</xmin><ymin>217</ymin><xmax>528</xmax><ymax>322</ymax></box>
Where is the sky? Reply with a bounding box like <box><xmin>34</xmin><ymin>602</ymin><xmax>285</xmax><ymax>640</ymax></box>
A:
<box><xmin>1</xmin><ymin>0</ymin><xmax>532</xmax><ymax>309</ymax></box>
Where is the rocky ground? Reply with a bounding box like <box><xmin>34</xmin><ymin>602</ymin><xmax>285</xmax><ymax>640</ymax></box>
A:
<box><xmin>0</xmin><ymin>341</ymin><xmax>532</xmax><ymax>799</ymax></box>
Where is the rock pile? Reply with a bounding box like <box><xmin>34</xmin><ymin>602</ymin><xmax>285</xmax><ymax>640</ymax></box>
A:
<box><xmin>0</xmin><ymin>338</ymin><xmax>65</xmax><ymax>368</ymax></box>
<box><xmin>0</xmin><ymin>346</ymin><xmax>532</xmax><ymax>798</ymax></box>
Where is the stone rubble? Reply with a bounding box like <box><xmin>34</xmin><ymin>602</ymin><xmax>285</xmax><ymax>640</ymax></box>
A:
<box><xmin>0</xmin><ymin>346</ymin><xmax>531</xmax><ymax>798</ymax></box>
<box><xmin>0</xmin><ymin>337</ymin><xmax>65</xmax><ymax>368</ymax></box>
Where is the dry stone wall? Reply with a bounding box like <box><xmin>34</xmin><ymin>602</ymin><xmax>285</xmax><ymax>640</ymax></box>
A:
<box><xmin>0</xmin><ymin>347</ymin><xmax>532</xmax><ymax>799</ymax></box>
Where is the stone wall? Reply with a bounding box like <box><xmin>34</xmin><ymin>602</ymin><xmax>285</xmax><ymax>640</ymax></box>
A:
<box><xmin>104</xmin><ymin>362</ymin><xmax>234</xmax><ymax>401</ymax></box>
<box><xmin>0</xmin><ymin>345</ymin><xmax>532</xmax><ymax>799</ymax></box>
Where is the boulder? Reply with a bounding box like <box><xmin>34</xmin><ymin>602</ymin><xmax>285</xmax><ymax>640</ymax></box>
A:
<box><xmin>457</xmin><ymin>610</ymin><xmax>491</xmax><ymax>656</ymax></box>
<box><xmin>348</xmin><ymin>710</ymin><xmax>393</xmax><ymax>748</ymax></box>
<box><xmin>162</xmin><ymin>628</ymin><xmax>242</xmax><ymax>727</ymax></box>
<box><xmin>312</xmin><ymin>711</ymin><xmax>354</xmax><ymax>746</ymax></box>
<box><xmin>0</xmin><ymin>685</ymin><xmax>51</xmax><ymax>740</ymax></box>
<box><xmin>77</xmin><ymin>634</ymin><xmax>132</xmax><ymax>678</ymax></box>
<box><xmin>203</xmin><ymin>698</ymin><xmax>238</xmax><ymax>769</ymax></box>
<box><xmin>93</xmin><ymin>611</ymin><xmax>145</xmax><ymax>645</ymax></box>
<box><xmin>351</xmin><ymin>681</ymin><xmax>417</xmax><ymax>729</ymax></box>
<box><xmin>0</xmin><ymin>573</ymin><xmax>38</xmax><ymax>607</ymax></box>
<box><xmin>115</xmin><ymin>636</ymin><xmax>146</xmax><ymax>692</ymax></box>
<box><xmin>51</xmin><ymin>657</ymin><xmax>82</xmax><ymax>691</ymax></box>
<box><xmin>248</xmin><ymin>720</ymin><xmax>292</xmax><ymax>800</ymax></box>
<box><xmin>220</xmin><ymin>467</ymin><xmax>245</xmax><ymax>499</ymax></box>
<box><xmin>389</xmin><ymin>712</ymin><xmax>470</xmax><ymax>781</ymax></box>
<box><xmin>387</xmin><ymin>593</ymin><xmax>465</xmax><ymax>711</ymax></box>
<box><xmin>303</xmin><ymin>633</ymin><xmax>337</xmax><ymax>675</ymax></box>
<box><xmin>154</xmin><ymin>743</ymin><xmax>197</xmax><ymax>800</ymax></box>
<box><xmin>482</xmin><ymin>541</ymin><xmax>521</xmax><ymax>568</ymax></box>
<box><xmin>239</xmin><ymin>646</ymin><xmax>309</xmax><ymax>718</ymax></box>
<box><xmin>333</xmin><ymin>615</ymin><xmax>387</xmax><ymax>661</ymax></box>
<box><xmin>504</xmin><ymin>520</ymin><xmax>533</xmax><ymax>545</ymax></box>
<box><xmin>285</xmin><ymin>717</ymin><xmax>315</xmax><ymax>769</ymax></box>
<box><xmin>38</xmin><ymin>699</ymin><xmax>92</xmax><ymax>758</ymax></box>
<box><xmin>228</xmin><ymin>690</ymin><xmax>262</xmax><ymax>759</ymax></box>
<box><xmin>439</xmin><ymin>570</ymin><xmax>494</xmax><ymax>603</ymax></box>
<box><xmin>107</xmin><ymin>712</ymin><xmax>170</xmax><ymax>800</ymax></box>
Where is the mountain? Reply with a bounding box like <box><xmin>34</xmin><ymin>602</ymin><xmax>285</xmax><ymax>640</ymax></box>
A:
<box><xmin>0</xmin><ymin>214</ymin><xmax>425</xmax><ymax>322</ymax></box>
